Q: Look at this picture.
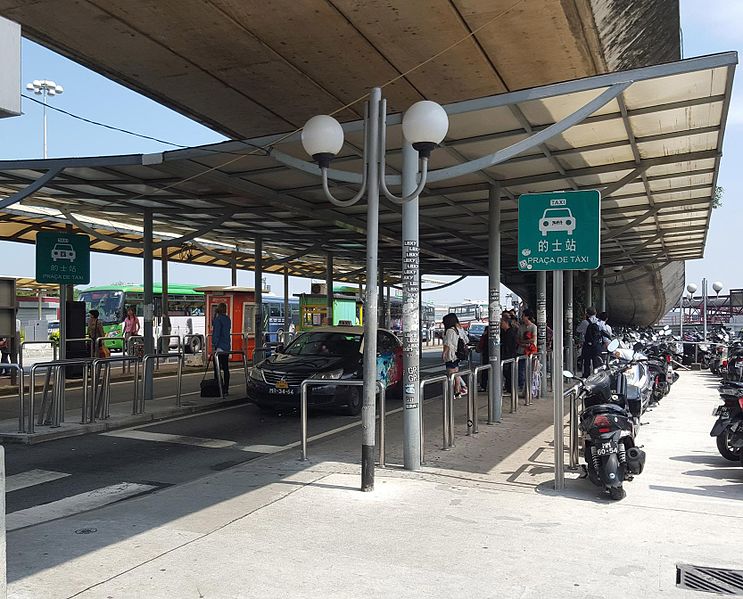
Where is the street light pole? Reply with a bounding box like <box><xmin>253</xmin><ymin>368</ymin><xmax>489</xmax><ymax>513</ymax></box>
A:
<box><xmin>25</xmin><ymin>79</ymin><xmax>63</xmax><ymax>159</ymax></box>
<box><xmin>302</xmin><ymin>89</ymin><xmax>447</xmax><ymax>489</ymax></box>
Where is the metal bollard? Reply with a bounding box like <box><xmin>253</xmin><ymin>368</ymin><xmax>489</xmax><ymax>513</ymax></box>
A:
<box><xmin>419</xmin><ymin>375</ymin><xmax>448</xmax><ymax>463</ymax></box>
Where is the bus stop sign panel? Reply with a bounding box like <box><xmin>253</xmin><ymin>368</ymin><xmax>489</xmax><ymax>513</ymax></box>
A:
<box><xmin>35</xmin><ymin>231</ymin><xmax>91</xmax><ymax>284</ymax></box>
<box><xmin>517</xmin><ymin>190</ymin><xmax>600</xmax><ymax>271</ymax></box>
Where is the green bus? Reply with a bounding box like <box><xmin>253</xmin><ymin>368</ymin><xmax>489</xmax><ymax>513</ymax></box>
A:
<box><xmin>78</xmin><ymin>283</ymin><xmax>207</xmax><ymax>348</ymax></box>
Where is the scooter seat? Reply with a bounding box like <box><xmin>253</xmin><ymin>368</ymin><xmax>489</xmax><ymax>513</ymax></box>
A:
<box><xmin>722</xmin><ymin>381</ymin><xmax>743</xmax><ymax>389</ymax></box>
<box><xmin>581</xmin><ymin>402</ymin><xmax>628</xmax><ymax>418</ymax></box>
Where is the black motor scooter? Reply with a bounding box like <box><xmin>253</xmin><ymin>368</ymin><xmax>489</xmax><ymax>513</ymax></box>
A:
<box><xmin>710</xmin><ymin>382</ymin><xmax>743</xmax><ymax>462</ymax></box>
<box><xmin>565</xmin><ymin>340</ymin><xmax>646</xmax><ymax>500</ymax></box>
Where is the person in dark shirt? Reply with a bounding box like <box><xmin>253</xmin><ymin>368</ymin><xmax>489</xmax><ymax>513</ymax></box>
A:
<box><xmin>212</xmin><ymin>303</ymin><xmax>232</xmax><ymax>393</ymax></box>
<box><xmin>500</xmin><ymin>316</ymin><xmax>518</xmax><ymax>391</ymax></box>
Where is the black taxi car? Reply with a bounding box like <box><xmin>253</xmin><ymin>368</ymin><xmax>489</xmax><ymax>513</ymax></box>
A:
<box><xmin>247</xmin><ymin>326</ymin><xmax>402</xmax><ymax>415</ymax></box>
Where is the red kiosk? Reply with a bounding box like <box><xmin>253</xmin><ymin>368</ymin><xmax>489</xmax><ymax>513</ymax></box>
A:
<box><xmin>195</xmin><ymin>286</ymin><xmax>259</xmax><ymax>361</ymax></box>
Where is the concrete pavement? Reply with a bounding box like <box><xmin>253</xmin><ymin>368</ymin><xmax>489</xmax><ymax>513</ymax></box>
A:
<box><xmin>6</xmin><ymin>370</ymin><xmax>742</xmax><ymax>598</ymax></box>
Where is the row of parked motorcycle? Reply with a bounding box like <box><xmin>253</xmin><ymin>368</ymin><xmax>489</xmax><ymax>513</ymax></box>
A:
<box><xmin>566</xmin><ymin>325</ymin><xmax>681</xmax><ymax>500</ymax></box>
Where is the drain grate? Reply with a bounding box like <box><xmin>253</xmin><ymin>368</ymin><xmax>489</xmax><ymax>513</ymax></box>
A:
<box><xmin>677</xmin><ymin>563</ymin><xmax>743</xmax><ymax>595</ymax></box>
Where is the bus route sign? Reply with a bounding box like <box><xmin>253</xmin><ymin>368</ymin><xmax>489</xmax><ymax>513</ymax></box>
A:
<box><xmin>35</xmin><ymin>231</ymin><xmax>91</xmax><ymax>285</ymax></box>
<box><xmin>517</xmin><ymin>190</ymin><xmax>600</xmax><ymax>271</ymax></box>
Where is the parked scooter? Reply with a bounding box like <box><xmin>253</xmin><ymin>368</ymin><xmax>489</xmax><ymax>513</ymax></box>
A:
<box><xmin>565</xmin><ymin>340</ymin><xmax>647</xmax><ymax>501</ymax></box>
<box><xmin>710</xmin><ymin>381</ymin><xmax>743</xmax><ymax>462</ymax></box>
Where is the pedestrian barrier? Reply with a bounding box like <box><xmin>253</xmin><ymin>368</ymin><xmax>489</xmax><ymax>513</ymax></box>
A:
<box><xmin>140</xmin><ymin>352</ymin><xmax>183</xmax><ymax>411</ymax></box>
<box><xmin>65</xmin><ymin>337</ymin><xmax>94</xmax><ymax>358</ymax></box>
<box><xmin>91</xmin><ymin>355</ymin><xmax>141</xmax><ymax>419</ymax></box>
<box><xmin>30</xmin><ymin>358</ymin><xmax>95</xmax><ymax>432</ymax></box>
<box><xmin>300</xmin><ymin>379</ymin><xmax>385</xmax><ymax>463</ymax></box>
<box><xmin>155</xmin><ymin>335</ymin><xmax>183</xmax><ymax>370</ymax></box>
<box><xmin>418</xmin><ymin>374</ymin><xmax>449</xmax><ymax>462</ymax></box>
<box><xmin>472</xmin><ymin>363</ymin><xmax>492</xmax><ymax>432</ymax></box>
<box><xmin>19</xmin><ymin>340</ymin><xmax>57</xmax><ymax>369</ymax></box>
<box><xmin>565</xmin><ymin>382</ymin><xmax>581</xmax><ymax>469</ymax></box>
<box><xmin>2</xmin><ymin>363</ymin><xmax>26</xmax><ymax>433</ymax></box>
<box><xmin>446</xmin><ymin>368</ymin><xmax>475</xmax><ymax>449</ymax></box>
<box><xmin>500</xmin><ymin>357</ymin><xmax>519</xmax><ymax>413</ymax></box>
<box><xmin>211</xmin><ymin>349</ymin><xmax>249</xmax><ymax>400</ymax></box>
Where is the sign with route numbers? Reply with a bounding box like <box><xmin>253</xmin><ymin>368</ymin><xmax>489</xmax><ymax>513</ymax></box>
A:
<box><xmin>35</xmin><ymin>231</ymin><xmax>90</xmax><ymax>284</ymax></box>
<box><xmin>517</xmin><ymin>190</ymin><xmax>600</xmax><ymax>271</ymax></box>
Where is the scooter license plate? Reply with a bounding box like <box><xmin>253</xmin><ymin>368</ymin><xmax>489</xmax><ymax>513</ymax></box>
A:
<box><xmin>714</xmin><ymin>406</ymin><xmax>731</xmax><ymax>419</ymax></box>
<box><xmin>596</xmin><ymin>441</ymin><xmax>618</xmax><ymax>456</ymax></box>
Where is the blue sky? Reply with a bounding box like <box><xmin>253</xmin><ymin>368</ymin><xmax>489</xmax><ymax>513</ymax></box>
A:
<box><xmin>0</xmin><ymin>0</ymin><xmax>740</xmax><ymax>306</ymax></box>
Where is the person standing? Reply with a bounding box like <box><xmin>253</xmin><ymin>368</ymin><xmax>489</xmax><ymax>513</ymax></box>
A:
<box><xmin>123</xmin><ymin>306</ymin><xmax>140</xmax><ymax>348</ymax></box>
<box><xmin>598</xmin><ymin>311</ymin><xmax>613</xmax><ymax>349</ymax></box>
<box><xmin>477</xmin><ymin>324</ymin><xmax>490</xmax><ymax>392</ymax></box>
<box><xmin>517</xmin><ymin>309</ymin><xmax>538</xmax><ymax>389</ymax></box>
<box><xmin>212</xmin><ymin>302</ymin><xmax>232</xmax><ymax>394</ymax></box>
<box><xmin>87</xmin><ymin>310</ymin><xmax>105</xmax><ymax>357</ymax></box>
<box><xmin>500</xmin><ymin>316</ymin><xmax>518</xmax><ymax>391</ymax></box>
<box><xmin>0</xmin><ymin>337</ymin><xmax>10</xmax><ymax>376</ymax></box>
<box><xmin>579</xmin><ymin>306</ymin><xmax>606</xmax><ymax>377</ymax></box>
<box><xmin>442</xmin><ymin>313</ymin><xmax>469</xmax><ymax>398</ymax></box>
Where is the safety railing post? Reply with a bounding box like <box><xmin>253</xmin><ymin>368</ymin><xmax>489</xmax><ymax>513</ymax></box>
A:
<box><xmin>176</xmin><ymin>354</ymin><xmax>183</xmax><ymax>407</ymax></box>
<box><xmin>418</xmin><ymin>374</ymin><xmax>449</xmax><ymax>460</ymax></box>
<box><xmin>473</xmin><ymin>364</ymin><xmax>491</xmax><ymax>430</ymax></box>
<box><xmin>511</xmin><ymin>359</ymin><xmax>518</xmax><ymax>413</ymax></box>
<box><xmin>81</xmin><ymin>361</ymin><xmax>90</xmax><ymax>424</ymax></box>
<box><xmin>568</xmin><ymin>386</ymin><xmax>580</xmax><ymax>469</ymax></box>
<box><xmin>299</xmin><ymin>379</ymin><xmax>382</xmax><ymax>463</ymax></box>
<box><xmin>377</xmin><ymin>382</ymin><xmax>386</xmax><ymax>467</ymax></box>
<box><xmin>525</xmin><ymin>357</ymin><xmax>533</xmax><ymax>405</ymax></box>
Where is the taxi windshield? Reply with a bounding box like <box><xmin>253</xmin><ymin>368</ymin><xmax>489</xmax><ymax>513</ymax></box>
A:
<box><xmin>285</xmin><ymin>332</ymin><xmax>361</xmax><ymax>356</ymax></box>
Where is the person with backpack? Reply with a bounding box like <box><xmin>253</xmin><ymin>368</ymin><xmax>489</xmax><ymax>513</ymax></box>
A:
<box><xmin>442</xmin><ymin>313</ymin><xmax>469</xmax><ymax>398</ymax></box>
<box><xmin>578</xmin><ymin>306</ymin><xmax>609</xmax><ymax>377</ymax></box>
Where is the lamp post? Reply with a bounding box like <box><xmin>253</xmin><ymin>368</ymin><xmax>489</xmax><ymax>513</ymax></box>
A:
<box><xmin>302</xmin><ymin>89</ymin><xmax>448</xmax><ymax>488</ymax></box>
<box><xmin>25</xmin><ymin>79</ymin><xmax>64</xmax><ymax>159</ymax></box>
<box><xmin>686</xmin><ymin>283</ymin><xmax>698</xmax><ymax>329</ymax></box>
<box><xmin>712</xmin><ymin>281</ymin><xmax>724</xmax><ymax>324</ymax></box>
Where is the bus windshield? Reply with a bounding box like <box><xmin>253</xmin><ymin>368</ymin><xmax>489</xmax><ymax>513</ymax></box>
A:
<box><xmin>78</xmin><ymin>290</ymin><xmax>124</xmax><ymax>324</ymax></box>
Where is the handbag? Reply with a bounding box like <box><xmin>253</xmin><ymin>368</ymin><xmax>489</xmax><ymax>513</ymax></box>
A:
<box><xmin>199</xmin><ymin>360</ymin><xmax>223</xmax><ymax>398</ymax></box>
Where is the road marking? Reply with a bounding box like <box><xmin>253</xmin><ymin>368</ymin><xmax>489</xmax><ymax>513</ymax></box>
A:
<box><xmin>6</xmin><ymin>482</ymin><xmax>157</xmax><ymax>531</ymax></box>
<box><xmin>239</xmin><ymin>444</ymin><xmax>285</xmax><ymax>454</ymax></box>
<box><xmin>102</xmin><ymin>430</ymin><xmax>237</xmax><ymax>449</ymax></box>
<box><xmin>6</xmin><ymin>469</ymin><xmax>71</xmax><ymax>492</ymax></box>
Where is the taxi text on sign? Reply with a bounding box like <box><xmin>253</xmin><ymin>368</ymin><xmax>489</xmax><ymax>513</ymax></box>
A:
<box><xmin>517</xmin><ymin>190</ymin><xmax>601</xmax><ymax>272</ymax></box>
<box><xmin>35</xmin><ymin>231</ymin><xmax>91</xmax><ymax>285</ymax></box>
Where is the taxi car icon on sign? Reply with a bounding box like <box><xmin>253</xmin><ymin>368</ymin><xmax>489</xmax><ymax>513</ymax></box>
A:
<box><xmin>51</xmin><ymin>243</ymin><xmax>76</xmax><ymax>262</ymax></box>
<box><xmin>539</xmin><ymin>208</ymin><xmax>576</xmax><ymax>236</ymax></box>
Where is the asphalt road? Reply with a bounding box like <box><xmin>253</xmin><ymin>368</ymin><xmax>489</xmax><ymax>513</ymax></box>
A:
<box><xmin>3</xmin><ymin>350</ymin><xmax>453</xmax><ymax>527</ymax></box>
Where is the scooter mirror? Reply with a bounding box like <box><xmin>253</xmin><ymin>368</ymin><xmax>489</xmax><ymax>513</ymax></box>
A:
<box><xmin>664</xmin><ymin>325</ymin><xmax>670</xmax><ymax>331</ymax></box>
<box><xmin>607</xmin><ymin>339</ymin><xmax>620</xmax><ymax>352</ymax></box>
<box><xmin>562</xmin><ymin>370</ymin><xmax>574</xmax><ymax>379</ymax></box>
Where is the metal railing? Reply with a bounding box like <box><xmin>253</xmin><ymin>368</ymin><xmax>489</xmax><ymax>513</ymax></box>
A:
<box><xmin>500</xmin><ymin>358</ymin><xmax>518</xmax><ymax>413</ymax></box>
<box><xmin>140</xmin><ymin>352</ymin><xmax>183</xmax><ymax>411</ymax></box>
<box><xmin>566</xmin><ymin>383</ymin><xmax>581</xmax><ymax>469</ymax></box>
<box><xmin>19</xmin><ymin>340</ymin><xmax>57</xmax><ymax>369</ymax></box>
<box><xmin>300</xmin><ymin>379</ymin><xmax>385</xmax><ymax>463</ymax></box>
<box><xmin>155</xmin><ymin>335</ymin><xmax>183</xmax><ymax>370</ymax></box>
<box><xmin>445</xmin><ymin>369</ymin><xmax>475</xmax><ymax>449</ymax></box>
<box><xmin>2</xmin><ymin>364</ymin><xmax>26</xmax><ymax>433</ymax></box>
<box><xmin>211</xmin><ymin>349</ymin><xmax>250</xmax><ymax>399</ymax></box>
<box><xmin>65</xmin><ymin>337</ymin><xmax>94</xmax><ymax>358</ymax></box>
<box><xmin>92</xmin><ymin>356</ymin><xmax>141</xmax><ymax>419</ymax></box>
<box><xmin>472</xmin><ymin>364</ymin><xmax>491</xmax><ymax>432</ymax></box>
<box><xmin>419</xmin><ymin>374</ymin><xmax>449</xmax><ymax>462</ymax></box>
<box><xmin>29</xmin><ymin>358</ymin><xmax>95</xmax><ymax>432</ymax></box>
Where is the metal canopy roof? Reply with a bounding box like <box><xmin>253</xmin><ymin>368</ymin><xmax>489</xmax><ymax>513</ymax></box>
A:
<box><xmin>0</xmin><ymin>52</ymin><xmax>736</xmax><ymax>292</ymax></box>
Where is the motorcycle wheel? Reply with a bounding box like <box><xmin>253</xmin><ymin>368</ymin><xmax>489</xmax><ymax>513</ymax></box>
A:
<box><xmin>609</xmin><ymin>486</ymin><xmax>626</xmax><ymax>500</ymax></box>
<box><xmin>716</xmin><ymin>430</ymin><xmax>742</xmax><ymax>462</ymax></box>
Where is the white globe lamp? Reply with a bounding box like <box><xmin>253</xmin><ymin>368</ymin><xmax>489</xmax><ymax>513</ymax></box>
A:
<box><xmin>686</xmin><ymin>283</ymin><xmax>697</xmax><ymax>295</ymax></box>
<box><xmin>402</xmin><ymin>100</ymin><xmax>449</xmax><ymax>157</ymax></box>
<box><xmin>301</xmin><ymin>115</ymin><xmax>344</xmax><ymax>168</ymax></box>
<box><xmin>712</xmin><ymin>281</ymin><xmax>724</xmax><ymax>294</ymax></box>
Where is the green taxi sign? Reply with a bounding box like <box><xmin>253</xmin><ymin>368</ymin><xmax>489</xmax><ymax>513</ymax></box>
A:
<box><xmin>517</xmin><ymin>190</ymin><xmax>601</xmax><ymax>271</ymax></box>
<box><xmin>35</xmin><ymin>231</ymin><xmax>91</xmax><ymax>284</ymax></box>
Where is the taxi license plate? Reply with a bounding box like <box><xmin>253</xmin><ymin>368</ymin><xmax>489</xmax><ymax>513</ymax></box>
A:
<box><xmin>596</xmin><ymin>441</ymin><xmax>617</xmax><ymax>456</ymax></box>
<box><xmin>269</xmin><ymin>387</ymin><xmax>293</xmax><ymax>395</ymax></box>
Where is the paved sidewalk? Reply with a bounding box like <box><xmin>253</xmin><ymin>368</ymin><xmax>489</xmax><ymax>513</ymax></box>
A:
<box><xmin>7</xmin><ymin>371</ymin><xmax>742</xmax><ymax>598</ymax></box>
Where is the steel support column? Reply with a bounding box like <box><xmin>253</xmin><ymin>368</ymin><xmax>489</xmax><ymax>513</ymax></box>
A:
<box><xmin>585</xmin><ymin>270</ymin><xmax>593</xmax><ymax>308</ymax></box>
<box><xmin>361</xmin><ymin>87</ymin><xmax>381</xmax><ymax>491</ymax></box>
<box><xmin>326</xmin><ymin>252</ymin><xmax>334</xmax><ymax>325</ymax></box>
<box><xmin>553</xmin><ymin>270</ymin><xmax>565</xmax><ymax>490</ymax></box>
<box><xmin>600</xmin><ymin>271</ymin><xmax>606</xmax><ymax>312</ymax></box>
<box><xmin>703</xmin><ymin>278</ymin><xmax>708</xmax><ymax>339</ymax></box>
<box><xmin>488</xmin><ymin>184</ymin><xmax>502</xmax><ymax>423</ymax></box>
<box><xmin>565</xmin><ymin>270</ymin><xmax>574</xmax><ymax>372</ymax></box>
<box><xmin>143</xmin><ymin>208</ymin><xmax>154</xmax><ymax>401</ymax></box>
<box><xmin>254</xmin><ymin>236</ymin><xmax>263</xmax><ymax>347</ymax></box>
<box><xmin>231</xmin><ymin>249</ymin><xmax>237</xmax><ymax>287</ymax></box>
<box><xmin>401</xmin><ymin>140</ymin><xmax>421</xmax><ymax>470</ymax></box>
<box><xmin>537</xmin><ymin>271</ymin><xmax>547</xmax><ymax>397</ymax></box>
<box><xmin>283</xmin><ymin>267</ymin><xmax>290</xmax><ymax>334</ymax></box>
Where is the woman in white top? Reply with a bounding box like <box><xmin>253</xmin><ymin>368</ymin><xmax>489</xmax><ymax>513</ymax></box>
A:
<box><xmin>442</xmin><ymin>313</ymin><xmax>469</xmax><ymax>397</ymax></box>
